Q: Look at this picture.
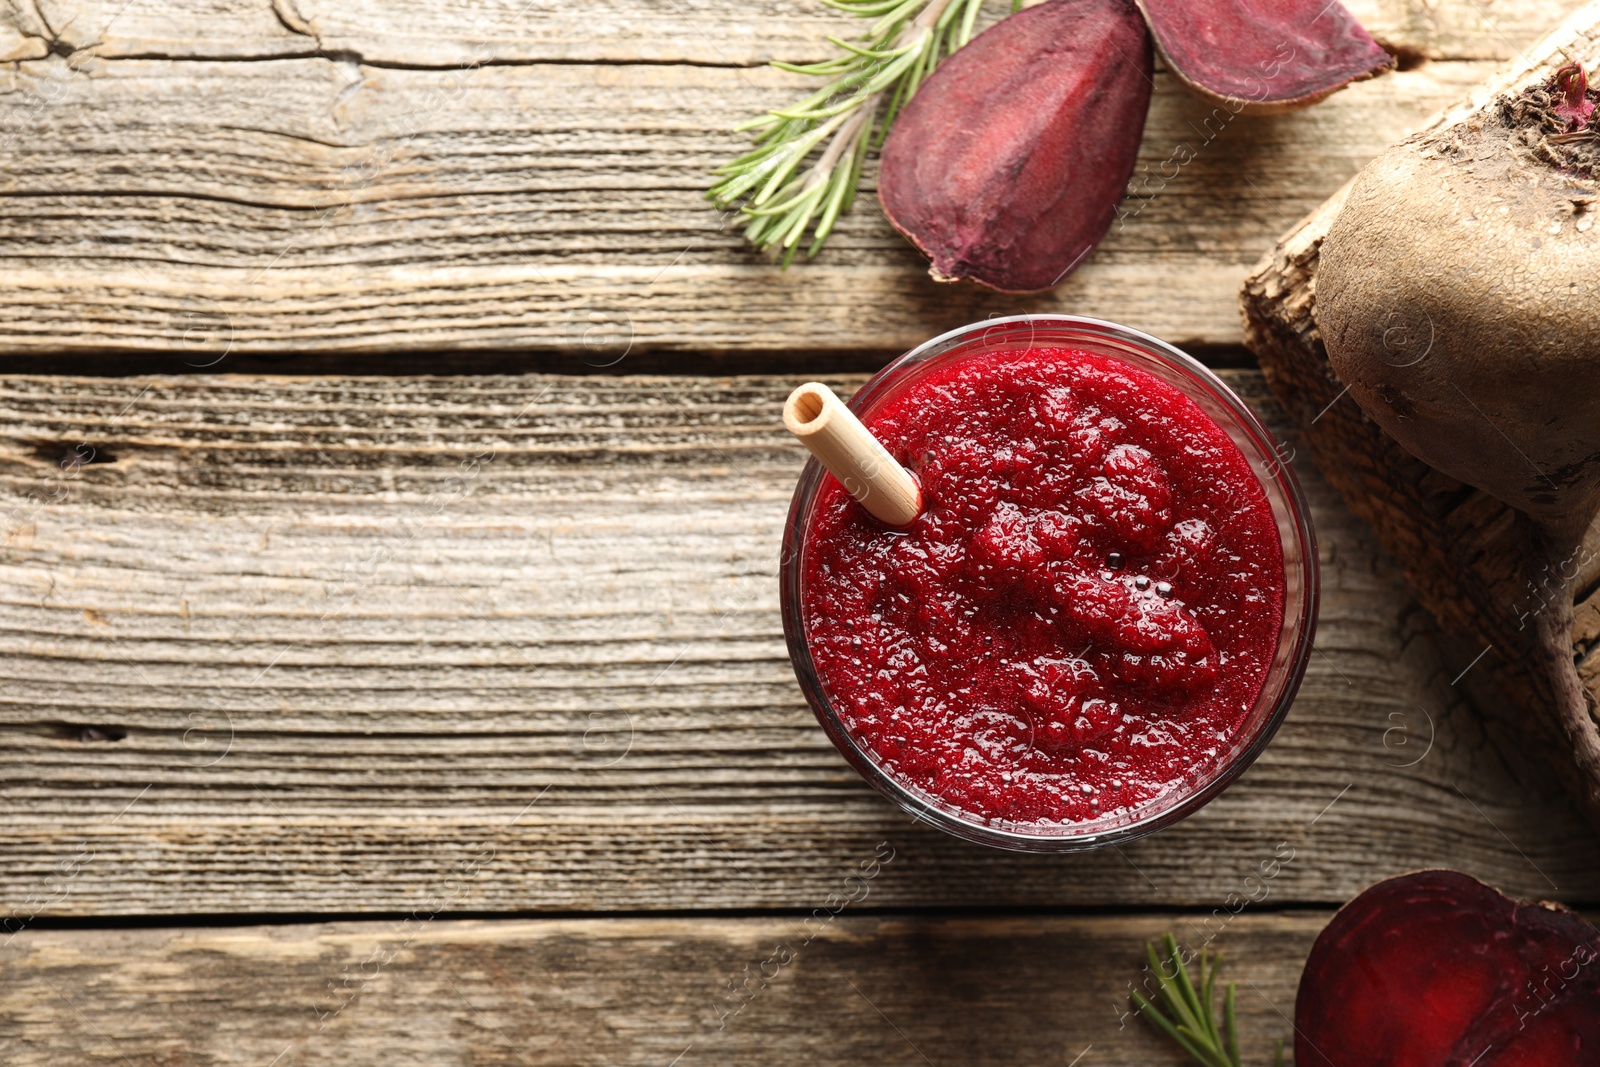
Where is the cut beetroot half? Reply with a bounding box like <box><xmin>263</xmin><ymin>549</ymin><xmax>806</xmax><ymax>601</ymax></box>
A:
<box><xmin>1296</xmin><ymin>870</ymin><xmax>1600</xmax><ymax>1066</ymax></box>
<box><xmin>1136</xmin><ymin>0</ymin><xmax>1393</xmax><ymax>112</ymax></box>
<box><xmin>877</xmin><ymin>0</ymin><xmax>1153</xmax><ymax>293</ymax></box>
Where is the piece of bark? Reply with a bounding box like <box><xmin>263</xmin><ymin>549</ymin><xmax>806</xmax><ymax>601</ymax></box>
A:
<box><xmin>1241</xmin><ymin>0</ymin><xmax>1600</xmax><ymax>831</ymax></box>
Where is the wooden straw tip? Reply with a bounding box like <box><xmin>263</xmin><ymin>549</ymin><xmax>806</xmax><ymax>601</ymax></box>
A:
<box><xmin>783</xmin><ymin>382</ymin><xmax>838</xmax><ymax>437</ymax></box>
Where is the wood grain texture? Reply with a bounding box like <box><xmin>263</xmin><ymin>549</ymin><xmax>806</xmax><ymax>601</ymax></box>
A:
<box><xmin>4</xmin><ymin>0</ymin><xmax>1577</xmax><ymax>66</ymax></box>
<box><xmin>0</xmin><ymin>912</ymin><xmax>1320</xmax><ymax>1066</ymax></box>
<box><xmin>0</xmin><ymin>372</ymin><xmax>1596</xmax><ymax>919</ymax></box>
<box><xmin>0</xmin><ymin>0</ymin><xmax>1576</xmax><ymax>357</ymax></box>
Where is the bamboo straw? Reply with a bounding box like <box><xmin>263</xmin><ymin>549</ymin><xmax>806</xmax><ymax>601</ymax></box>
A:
<box><xmin>783</xmin><ymin>382</ymin><xmax>922</xmax><ymax>527</ymax></box>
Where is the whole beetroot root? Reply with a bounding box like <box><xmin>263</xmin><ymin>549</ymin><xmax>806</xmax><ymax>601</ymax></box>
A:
<box><xmin>1316</xmin><ymin>55</ymin><xmax>1600</xmax><ymax>822</ymax></box>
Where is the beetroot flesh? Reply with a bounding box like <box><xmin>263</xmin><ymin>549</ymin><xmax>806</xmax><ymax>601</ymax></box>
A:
<box><xmin>1136</xmin><ymin>0</ymin><xmax>1393</xmax><ymax>112</ymax></box>
<box><xmin>876</xmin><ymin>0</ymin><xmax>1153</xmax><ymax>294</ymax></box>
<box><xmin>1296</xmin><ymin>871</ymin><xmax>1600</xmax><ymax>1066</ymax></box>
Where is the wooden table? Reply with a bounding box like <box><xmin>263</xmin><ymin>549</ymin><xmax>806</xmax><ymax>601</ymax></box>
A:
<box><xmin>2</xmin><ymin>1</ymin><xmax>1596</xmax><ymax>1063</ymax></box>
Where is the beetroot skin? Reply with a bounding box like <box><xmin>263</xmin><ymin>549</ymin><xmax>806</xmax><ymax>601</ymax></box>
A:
<box><xmin>877</xmin><ymin>0</ymin><xmax>1153</xmax><ymax>293</ymax></box>
<box><xmin>1296</xmin><ymin>871</ymin><xmax>1600</xmax><ymax>1066</ymax></box>
<box><xmin>1137</xmin><ymin>0</ymin><xmax>1393</xmax><ymax>112</ymax></box>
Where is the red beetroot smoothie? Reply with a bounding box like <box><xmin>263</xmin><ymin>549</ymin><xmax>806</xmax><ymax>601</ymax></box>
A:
<box><xmin>800</xmin><ymin>347</ymin><xmax>1286</xmax><ymax>828</ymax></box>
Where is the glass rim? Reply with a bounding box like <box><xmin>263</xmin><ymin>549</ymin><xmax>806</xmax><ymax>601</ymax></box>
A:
<box><xmin>781</xmin><ymin>314</ymin><xmax>1320</xmax><ymax>852</ymax></box>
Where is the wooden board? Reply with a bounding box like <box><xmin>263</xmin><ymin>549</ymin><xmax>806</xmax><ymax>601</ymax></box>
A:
<box><xmin>4</xmin><ymin>0</ymin><xmax>1575</xmax><ymax>64</ymax></box>
<box><xmin>0</xmin><ymin>0</ymin><xmax>1574</xmax><ymax>357</ymax></box>
<box><xmin>4</xmin><ymin>0</ymin><xmax>1597</xmax><ymax>1058</ymax></box>
<box><xmin>2</xmin><ymin>371</ymin><xmax>1596</xmax><ymax>918</ymax></box>
<box><xmin>0</xmin><ymin>912</ymin><xmax>1320</xmax><ymax>1066</ymax></box>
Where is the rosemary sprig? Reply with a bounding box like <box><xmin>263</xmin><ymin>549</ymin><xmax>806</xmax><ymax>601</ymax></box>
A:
<box><xmin>1131</xmin><ymin>934</ymin><xmax>1286</xmax><ymax>1067</ymax></box>
<box><xmin>709</xmin><ymin>0</ymin><xmax>990</xmax><ymax>265</ymax></box>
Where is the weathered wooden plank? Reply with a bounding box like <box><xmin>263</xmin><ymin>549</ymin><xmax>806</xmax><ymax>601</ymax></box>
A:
<box><xmin>0</xmin><ymin>15</ymin><xmax>1557</xmax><ymax>355</ymax></box>
<box><xmin>0</xmin><ymin>912</ymin><xmax>1318</xmax><ymax>1066</ymax></box>
<box><xmin>0</xmin><ymin>372</ymin><xmax>1595</xmax><ymax>918</ymax></box>
<box><xmin>8</xmin><ymin>0</ymin><xmax>1575</xmax><ymax>65</ymax></box>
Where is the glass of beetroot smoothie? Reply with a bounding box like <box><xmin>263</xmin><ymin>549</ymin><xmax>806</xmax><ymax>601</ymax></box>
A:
<box><xmin>781</xmin><ymin>316</ymin><xmax>1317</xmax><ymax>852</ymax></box>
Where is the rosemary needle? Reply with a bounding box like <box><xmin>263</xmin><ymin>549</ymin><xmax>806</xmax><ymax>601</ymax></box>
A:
<box><xmin>1131</xmin><ymin>933</ymin><xmax>1287</xmax><ymax>1067</ymax></box>
<box><xmin>709</xmin><ymin>0</ymin><xmax>988</xmax><ymax>265</ymax></box>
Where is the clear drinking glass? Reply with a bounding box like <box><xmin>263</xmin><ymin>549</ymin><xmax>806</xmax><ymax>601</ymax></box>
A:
<box><xmin>780</xmin><ymin>315</ymin><xmax>1318</xmax><ymax>852</ymax></box>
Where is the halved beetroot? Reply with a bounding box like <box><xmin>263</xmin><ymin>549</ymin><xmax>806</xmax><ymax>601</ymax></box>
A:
<box><xmin>1136</xmin><ymin>0</ymin><xmax>1393</xmax><ymax>112</ymax></box>
<box><xmin>1297</xmin><ymin>871</ymin><xmax>1600</xmax><ymax>1066</ymax></box>
<box><xmin>877</xmin><ymin>0</ymin><xmax>1153</xmax><ymax>294</ymax></box>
